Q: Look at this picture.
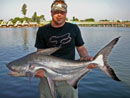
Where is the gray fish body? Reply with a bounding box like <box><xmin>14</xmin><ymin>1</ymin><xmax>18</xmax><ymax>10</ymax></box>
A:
<box><xmin>31</xmin><ymin>55</ymin><xmax>91</xmax><ymax>81</ymax></box>
<box><xmin>8</xmin><ymin>53</ymin><xmax>91</xmax><ymax>83</ymax></box>
<box><xmin>6</xmin><ymin>37</ymin><xmax>121</xmax><ymax>97</ymax></box>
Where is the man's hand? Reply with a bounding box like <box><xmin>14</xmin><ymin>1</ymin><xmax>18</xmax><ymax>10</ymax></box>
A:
<box><xmin>80</xmin><ymin>56</ymin><xmax>97</xmax><ymax>69</ymax></box>
<box><xmin>35</xmin><ymin>69</ymin><xmax>44</xmax><ymax>78</ymax></box>
<box><xmin>87</xmin><ymin>64</ymin><xmax>97</xmax><ymax>69</ymax></box>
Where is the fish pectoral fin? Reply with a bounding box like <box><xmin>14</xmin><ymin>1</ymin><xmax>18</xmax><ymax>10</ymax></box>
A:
<box><xmin>47</xmin><ymin>78</ymin><xmax>56</xmax><ymax>98</ymax></box>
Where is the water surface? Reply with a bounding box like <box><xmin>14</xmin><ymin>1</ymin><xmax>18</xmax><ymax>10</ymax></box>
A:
<box><xmin>0</xmin><ymin>27</ymin><xmax>130</xmax><ymax>98</ymax></box>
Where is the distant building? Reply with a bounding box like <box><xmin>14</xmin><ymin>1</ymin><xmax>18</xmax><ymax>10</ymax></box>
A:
<box><xmin>0</xmin><ymin>21</ymin><xmax>7</xmax><ymax>27</ymax></box>
<box><xmin>28</xmin><ymin>22</ymin><xmax>38</xmax><ymax>27</ymax></box>
<box><xmin>7</xmin><ymin>21</ymin><xmax>14</xmax><ymax>27</ymax></box>
<box><xmin>22</xmin><ymin>21</ymin><xmax>28</xmax><ymax>27</ymax></box>
<box><xmin>14</xmin><ymin>21</ymin><xmax>22</xmax><ymax>27</ymax></box>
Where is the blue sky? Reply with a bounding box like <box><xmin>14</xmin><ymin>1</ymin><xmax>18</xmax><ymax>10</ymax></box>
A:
<box><xmin>0</xmin><ymin>0</ymin><xmax>130</xmax><ymax>21</ymax></box>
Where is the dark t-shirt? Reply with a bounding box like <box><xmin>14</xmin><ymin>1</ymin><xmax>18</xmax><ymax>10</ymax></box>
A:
<box><xmin>35</xmin><ymin>22</ymin><xmax>84</xmax><ymax>60</ymax></box>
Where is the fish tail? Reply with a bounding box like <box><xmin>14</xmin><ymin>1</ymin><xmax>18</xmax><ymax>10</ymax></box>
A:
<box><xmin>93</xmin><ymin>37</ymin><xmax>121</xmax><ymax>81</ymax></box>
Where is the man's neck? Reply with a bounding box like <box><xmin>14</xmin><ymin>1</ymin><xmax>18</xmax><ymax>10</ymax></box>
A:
<box><xmin>51</xmin><ymin>21</ymin><xmax>65</xmax><ymax>28</ymax></box>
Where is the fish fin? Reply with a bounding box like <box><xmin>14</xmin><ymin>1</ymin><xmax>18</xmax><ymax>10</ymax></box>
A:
<box><xmin>67</xmin><ymin>80</ymin><xmax>78</xmax><ymax>89</ymax></box>
<box><xmin>47</xmin><ymin>78</ymin><xmax>56</xmax><ymax>98</ymax></box>
<box><xmin>100</xmin><ymin>64</ymin><xmax>120</xmax><ymax>81</ymax></box>
<box><xmin>93</xmin><ymin>37</ymin><xmax>121</xmax><ymax>81</ymax></box>
<box><xmin>37</xmin><ymin>47</ymin><xmax>61</xmax><ymax>55</ymax></box>
<box><xmin>67</xmin><ymin>69</ymin><xmax>91</xmax><ymax>89</ymax></box>
<box><xmin>93</xmin><ymin>37</ymin><xmax>121</xmax><ymax>60</ymax></box>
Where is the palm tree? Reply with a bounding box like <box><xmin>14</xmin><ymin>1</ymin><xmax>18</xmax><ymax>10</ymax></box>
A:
<box><xmin>21</xmin><ymin>3</ymin><xmax>27</xmax><ymax>18</ymax></box>
<box><xmin>32</xmin><ymin>12</ymin><xmax>37</xmax><ymax>22</ymax></box>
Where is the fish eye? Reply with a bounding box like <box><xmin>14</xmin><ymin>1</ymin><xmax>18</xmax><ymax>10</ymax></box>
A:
<box><xmin>29</xmin><ymin>65</ymin><xmax>35</xmax><ymax>70</ymax></box>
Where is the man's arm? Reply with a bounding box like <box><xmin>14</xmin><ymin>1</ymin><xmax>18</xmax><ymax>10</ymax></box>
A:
<box><xmin>76</xmin><ymin>45</ymin><xmax>97</xmax><ymax>69</ymax></box>
<box><xmin>76</xmin><ymin>45</ymin><xmax>92</xmax><ymax>60</ymax></box>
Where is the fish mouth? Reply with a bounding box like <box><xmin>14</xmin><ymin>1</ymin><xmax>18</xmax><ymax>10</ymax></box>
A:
<box><xmin>6</xmin><ymin>64</ymin><xmax>24</xmax><ymax>76</ymax></box>
<box><xmin>8</xmin><ymin>71</ymin><xmax>25</xmax><ymax>77</ymax></box>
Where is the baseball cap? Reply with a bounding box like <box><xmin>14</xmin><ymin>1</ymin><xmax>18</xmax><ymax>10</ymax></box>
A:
<box><xmin>51</xmin><ymin>3</ymin><xmax>67</xmax><ymax>12</ymax></box>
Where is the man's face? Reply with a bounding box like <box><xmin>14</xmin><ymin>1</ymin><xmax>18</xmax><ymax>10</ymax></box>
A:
<box><xmin>51</xmin><ymin>11</ymin><xmax>67</xmax><ymax>25</ymax></box>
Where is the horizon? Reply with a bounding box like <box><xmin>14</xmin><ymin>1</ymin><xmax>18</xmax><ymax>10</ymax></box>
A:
<box><xmin>0</xmin><ymin>0</ymin><xmax>130</xmax><ymax>21</ymax></box>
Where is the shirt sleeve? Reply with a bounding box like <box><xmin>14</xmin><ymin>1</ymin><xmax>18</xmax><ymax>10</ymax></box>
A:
<box><xmin>35</xmin><ymin>27</ymin><xmax>46</xmax><ymax>49</ymax></box>
<box><xmin>74</xmin><ymin>25</ymin><xmax>84</xmax><ymax>46</ymax></box>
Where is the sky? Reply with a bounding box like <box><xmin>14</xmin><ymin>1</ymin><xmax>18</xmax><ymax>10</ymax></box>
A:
<box><xmin>0</xmin><ymin>0</ymin><xmax>130</xmax><ymax>21</ymax></box>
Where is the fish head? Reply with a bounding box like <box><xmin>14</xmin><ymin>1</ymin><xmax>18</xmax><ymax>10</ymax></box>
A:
<box><xmin>6</xmin><ymin>60</ymin><xmax>29</xmax><ymax>77</ymax></box>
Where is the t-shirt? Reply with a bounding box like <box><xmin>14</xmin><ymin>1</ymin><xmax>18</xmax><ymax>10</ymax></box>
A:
<box><xmin>35</xmin><ymin>22</ymin><xmax>84</xmax><ymax>60</ymax></box>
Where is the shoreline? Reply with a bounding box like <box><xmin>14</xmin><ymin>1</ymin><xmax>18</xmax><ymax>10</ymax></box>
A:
<box><xmin>0</xmin><ymin>21</ymin><xmax>130</xmax><ymax>28</ymax></box>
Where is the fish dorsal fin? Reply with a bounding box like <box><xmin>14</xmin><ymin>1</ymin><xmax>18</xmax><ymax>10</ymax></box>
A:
<box><xmin>37</xmin><ymin>47</ymin><xmax>61</xmax><ymax>55</ymax></box>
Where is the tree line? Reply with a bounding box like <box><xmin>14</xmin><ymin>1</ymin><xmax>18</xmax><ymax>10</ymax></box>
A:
<box><xmin>0</xmin><ymin>3</ymin><xmax>130</xmax><ymax>23</ymax></box>
<box><xmin>3</xmin><ymin>3</ymin><xmax>45</xmax><ymax>24</ymax></box>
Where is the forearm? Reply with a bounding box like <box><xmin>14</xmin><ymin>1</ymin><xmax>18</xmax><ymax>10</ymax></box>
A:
<box><xmin>76</xmin><ymin>45</ymin><xmax>89</xmax><ymax>58</ymax></box>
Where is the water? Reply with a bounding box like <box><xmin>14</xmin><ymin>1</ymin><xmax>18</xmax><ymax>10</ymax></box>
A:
<box><xmin>0</xmin><ymin>27</ymin><xmax>130</xmax><ymax>98</ymax></box>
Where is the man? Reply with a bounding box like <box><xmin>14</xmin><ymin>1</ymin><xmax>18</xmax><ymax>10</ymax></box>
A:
<box><xmin>35</xmin><ymin>0</ymin><xmax>96</xmax><ymax>98</ymax></box>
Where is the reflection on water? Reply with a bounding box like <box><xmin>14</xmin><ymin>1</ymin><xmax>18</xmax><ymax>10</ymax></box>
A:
<box><xmin>0</xmin><ymin>27</ymin><xmax>39</xmax><ymax>98</ymax></box>
<box><xmin>0</xmin><ymin>27</ymin><xmax>130</xmax><ymax>98</ymax></box>
<box><xmin>23</xmin><ymin>28</ymin><xmax>28</xmax><ymax>49</ymax></box>
<box><xmin>0</xmin><ymin>27</ymin><xmax>37</xmax><ymax>52</ymax></box>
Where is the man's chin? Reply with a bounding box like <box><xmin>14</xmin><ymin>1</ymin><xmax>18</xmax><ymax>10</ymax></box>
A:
<box><xmin>56</xmin><ymin>21</ymin><xmax>65</xmax><ymax>25</ymax></box>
